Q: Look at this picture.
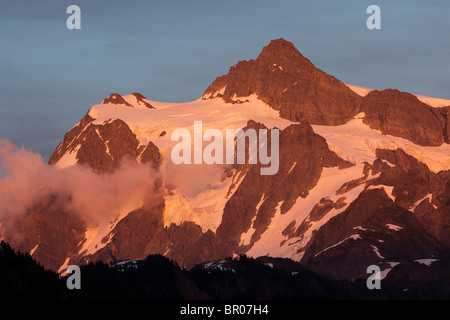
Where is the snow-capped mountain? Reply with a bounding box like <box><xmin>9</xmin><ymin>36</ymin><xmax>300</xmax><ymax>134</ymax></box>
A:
<box><xmin>2</xmin><ymin>39</ymin><xmax>449</xmax><ymax>283</ymax></box>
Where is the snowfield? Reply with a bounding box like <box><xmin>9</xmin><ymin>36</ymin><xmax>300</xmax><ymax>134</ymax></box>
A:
<box><xmin>54</xmin><ymin>90</ymin><xmax>450</xmax><ymax>265</ymax></box>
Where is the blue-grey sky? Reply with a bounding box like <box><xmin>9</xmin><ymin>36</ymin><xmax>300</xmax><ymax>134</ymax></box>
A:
<box><xmin>0</xmin><ymin>0</ymin><xmax>449</xmax><ymax>161</ymax></box>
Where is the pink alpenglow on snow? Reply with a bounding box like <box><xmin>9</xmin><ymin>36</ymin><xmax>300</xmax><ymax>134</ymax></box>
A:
<box><xmin>171</xmin><ymin>121</ymin><xmax>280</xmax><ymax>175</ymax></box>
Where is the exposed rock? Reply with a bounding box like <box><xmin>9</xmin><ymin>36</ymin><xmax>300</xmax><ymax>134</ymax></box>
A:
<box><xmin>361</xmin><ymin>89</ymin><xmax>447</xmax><ymax>146</ymax></box>
<box><xmin>102</xmin><ymin>92</ymin><xmax>154</xmax><ymax>109</ymax></box>
<box><xmin>49</xmin><ymin>111</ymin><xmax>94</xmax><ymax>164</ymax></box>
<box><xmin>282</xmin><ymin>220</ymin><xmax>296</xmax><ymax>238</ymax></box>
<box><xmin>1</xmin><ymin>194</ymin><xmax>86</xmax><ymax>271</ymax></box>
<box><xmin>130</xmin><ymin>92</ymin><xmax>155</xmax><ymax>109</ymax></box>
<box><xmin>298</xmin><ymin>146</ymin><xmax>450</xmax><ymax>281</ymax></box>
<box><xmin>102</xmin><ymin>93</ymin><xmax>132</xmax><ymax>106</ymax></box>
<box><xmin>162</xmin><ymin>223</ymin><xmax>232</xmax><ymax>269</ymax></box>
<box><xmin>301</xmin><ymin>188</ymin><xmax>448</xmax><ymax>281</ymax></box>
<box><xmin>140</xmin><ymin>141</ymin><xmax>162</xmax><ymax>169</ymax></box>
<box><xmin>383</xmin><ymin>260</ymin><xmax>450</xmax><ymax>299</ymax></box>
<box><xmin>371</xmin><ymin>148</ymin><xmax>450</xmax><ymax>248</ymax></box>
<box><xmin>85</xmin><ymin>199</ymin><xmax>166</xmax><ymax>265</ymax></box>
<box><xmin>50</xmin><ymin>117</ymin><xmax>161</xmax><ymax>173</ymax></box>
<box><xmin>308</xmin><ymin>198</ymin><xmax>336</xmax><ymax>222</ymax></box>
<box><xmin>75</xmin><ymin>119</ymin><xmax>140</xmax><ymax>172</ymax></box>
<box><xmin>437</xmin><ymin>106</ymin><xmax>450</xmax><ymax>143</ymax></box>
<box><xmin>216</xmin><ymin>120</ymin><xmax>353</xmax><ymax>252</ymax></box>
<box><xmin>203</xmin><ymin>38</ymin><xmax>362</xmax><ymax>125</ymax></box>
<box><xmin>84</xmin><ymin>203</ymin><xmax>231</xmax><ymax>269</ymax></box>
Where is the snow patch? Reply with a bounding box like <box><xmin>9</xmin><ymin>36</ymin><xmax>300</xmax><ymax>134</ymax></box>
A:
<box><xmin>58</xmin><ymin>257</ymin><xmax>71</xmax><ymax>275</ymax></box>
<box><xmin>379</xmin><ymin>262</ymin><xmax>400</xmax><ymax>280</ymax></box>
<box><xmin>381</xmin><ymin>159</ymin><xmax>395</xmax><ymax>167</ymax></box>
<box><xmin>353</xmin><ymin>226</ymin><xmax>374</xmax><ymax>232</ymax></box>
<box><xmin>366</xmin><ymin>185</ymin><xmax>395</xmax><ymax>202</ymax></box>
<box><xmin>415</xmin><ymin>258</ymin><xmax>439</xmax><ymax>266</ymax></box>
<box><xmin>288</xmin><ymin>162</ymin><xmax>297</xmax><ymax>174</ymax></box>
<box><xmin>315</xmin><ymin>234</ymin><xmax>361</xmax><ymax>258</ymax></box>
<box><xmin>409</xmin><ymin>194</ymin><xmax>432</xmax><ymax>212</ymax></box>
<box><xmin>30</xmin><ymin>244</ymin><xmax>39</xmax><ymax>256</ymax></box>
<box><xmin>54</xmin><ymin>147</ymin><xmax>80</xmax><ymax>169</ymax></box>
<box><xmin>371</xmin><ymin>245</ymin><xmax>385</xmax><ymax>259</ymax></box>
<box><xmin>116</xmin><ymin>259</ymin><xmax>139</xmax><ymax>266</ymax></box>
<box><xmin>386</xmin><ymin>224</ymin><xmax>403</xmax><ymax>231</ymax></box>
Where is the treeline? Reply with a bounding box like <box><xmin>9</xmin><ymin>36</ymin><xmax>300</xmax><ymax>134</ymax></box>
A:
<box><xmin>0</xmin><ymin>241</ymin><xmax>67</xmax><ymax>299</ymax></box>
<box><xmin>1</xmin><ymin>241</ymin><xmax>449</xmax><ymax>300</ymax></box>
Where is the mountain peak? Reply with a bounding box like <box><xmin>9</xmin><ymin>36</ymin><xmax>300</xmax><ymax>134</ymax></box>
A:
<box><xmin>129</xmin><ymin>93</ymin><xmax>155</xmax><ymax>109</ymax></box>
<box><xmin>257</xmin><ymin>38</ymin><xmax>313</xmax><ymax>68</ymax></box>
<box><xmin>102</xmin><ymin>93</ymin><xmax>132</xmax><ymax>106</ymax></box>
<box><xmin>203</xmin><ymin>38</ymin><xmax>361</xmax><ymax>125</ymax></box>
<box><xmin>101</xmin><ymin>92</ymin><xmax>154</xmax><ymax>109</ymax></box>
<box><xmin>261</xmin><ymin>38</ymin><xmax>297</xmax><ymax>54</ymax></box>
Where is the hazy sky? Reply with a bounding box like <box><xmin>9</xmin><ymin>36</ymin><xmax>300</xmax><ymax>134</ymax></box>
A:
<box><xmin>0</xmin><ymin>0</ymin><xmax>449</xmax><ymax>161</ymax></box>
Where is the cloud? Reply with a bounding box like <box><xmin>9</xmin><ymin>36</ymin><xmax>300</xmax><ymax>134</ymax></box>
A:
<box><xmin>0</xmin><ymin>138</ymin><xmax>161</xmax><ymax>235</ymax></box>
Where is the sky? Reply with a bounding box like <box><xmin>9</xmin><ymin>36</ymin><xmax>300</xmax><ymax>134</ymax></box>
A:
<box><xmin>0</xmin><ymin>0</ymin><xmax>449</xmax><ymax>161</ymax></box>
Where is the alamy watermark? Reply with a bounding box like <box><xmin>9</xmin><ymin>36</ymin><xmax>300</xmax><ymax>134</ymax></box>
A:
<box><xmin>367</xmin><ymin>5</ymin><xmax>381</xmax><ymax>30</ymax></box>
<box><xmin>66</xmin><ymin>5</ymin><xmax>381</xmax><ymax>31</ymax></box>
<box><xmin>366</xmin><ymin>265</ymin><xmax>381</xmax><ymax>289</ymax></box>
<box><xmin>66</xmin><ymin>265</ymin><xmax>81</xmax><ymax>290</ymax></box>
<box><xmin>66</xmin><ymin>5</ymin><xmax>81</xmax><ymax>30</ymax></box>
<box><xmin>171</xmin><ymin>121</ymin><xmax>280</xmax><ymax>175</ymax></box>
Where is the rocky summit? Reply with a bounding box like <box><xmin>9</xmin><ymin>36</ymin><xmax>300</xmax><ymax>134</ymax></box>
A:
<box><xmin>203</xmin><ymin>38</ymin><xmax>362</xmax><ymax>125</ymax></box>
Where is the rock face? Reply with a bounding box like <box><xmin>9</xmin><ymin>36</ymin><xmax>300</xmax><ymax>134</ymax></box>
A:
<box><xmin>361</xmin><ymin>89</ymin><xmax>448</xmax><ymax>146</ymax></box>
<box><xmin>75</xmin><ymin>119</ymin><xmax>140</xmax><ymax>172</ymax></box>
<box><xmin>443</xmin><ymin>106</ymin><xmax>450</xmax><ymax>141</ymax></box>
<box><xmin>49</xmin><ymin>114</ymin><xmax>161</xmax><ymax>173</ymax></box>
<box><xmin>102</xmin><ymin>93</ymin><xmax>133</xmax><ymax>106</ymax></box>
<box><xmin>371</xmin><ymin>148</ymin><xmax>450</xmax><ymax>248</ymax></box>
<box><xmin>129</xmin><ymin>92</ymin><xmax>155</xmax><ymax>109</ymax></box>
<box><xmin>49</xmin><ymin>112</ymin><xmax>95</xmax><ymax>164</ymax></box>
<box><xmin>216</xmin><ymin>120</ymin><xmax>353</xmax><ymax>253</ymax></box>
<box><xmin>102</xmin><ymin>92</ymin><xmax>154</xmax><ymax>109</ymax></box>
<box><xmin>49</xmin><ymin>92</ymin><xmax>158</xmax><ymax>172</ymax></box>
<box><xmin>203</xmin><ymin>39</ymin><xmax>450</xmax><ymax>147</ymax></box>
<box><xmin>140</xmin><ymin>141</ymin><xmax>162</xmax><ymax>169</ymax></box>
<box><xmin>300</xmin><ymin>147</ymin><xmax>450</xmax><ymax>280</ymax></box>
<box><xmin>1</xmin><ymin>194</ymin><xmax>86</xmax><ymax>271</ymax></box>
<box><xmin>73</xmin><ymin>120</ymin><xmax>352</xmax><ymax>269</ymax></box>
<box><xmin>203</xmin><ymin>38</ymin><xmax>362</xmax><ymax>125</ymax></box>
<box><xmin>80</xmin><ymin>200</ymin><xmax>232</xmax><ymax>269</ymax></box>
<box><xmin>301</xmin><ymin>188</ymin><xmax>447</xmax><ymax>280</ymax></box>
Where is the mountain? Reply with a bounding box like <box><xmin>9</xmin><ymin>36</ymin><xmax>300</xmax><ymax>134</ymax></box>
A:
<box><xmin>101</xmin><ymin>92</ymin><xmax>155</xmax><ymax>109</ymax></box>
<box><xmin>1</xmin><ymin>38</ymin><xmax>449</xmax><ymax>294</ymax></box>
<box><xmin>49</xmin><ymin>92</ymin><xmax>160</xmax><ymax>172</ymax></box>
<box><xmin>360</xmin><ymin>89</ymin><xmax>449</xmax><ymax>146</ymax></box>
<box><xmin>203</xmin><ymin>38</ymin><xmax>362</xmax><ymax>125</ymax></box>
